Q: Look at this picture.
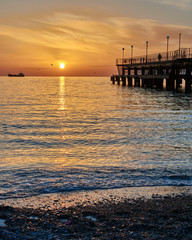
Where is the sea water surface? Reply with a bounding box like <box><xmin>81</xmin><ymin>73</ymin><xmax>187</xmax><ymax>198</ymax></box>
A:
<box><xmin>0</xmin><ymin>76</ymin><xmax>192</xmax><ymax>200</ymax></box>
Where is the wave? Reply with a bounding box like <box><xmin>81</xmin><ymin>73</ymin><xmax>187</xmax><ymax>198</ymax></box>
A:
<box><xmin>0</xmin><ymin>167</ymin><xmax>191</xmax><ymax>200</ymax></box>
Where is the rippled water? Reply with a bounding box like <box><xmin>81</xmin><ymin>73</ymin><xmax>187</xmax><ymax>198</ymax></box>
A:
<box><xmin>0</xmin><ymin>76</ymin><xmax>191</xmax><ymax>199</ymax></box>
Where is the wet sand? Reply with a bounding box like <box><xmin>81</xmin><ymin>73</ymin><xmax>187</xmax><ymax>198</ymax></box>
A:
<box><xmin>0</xmin><ymin>186</ymin><xmax>192</xmax><ymax>239</ymax></box>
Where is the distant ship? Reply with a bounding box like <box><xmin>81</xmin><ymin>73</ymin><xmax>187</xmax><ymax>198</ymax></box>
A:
<box><xmin>8</xmin><ymin>73</ymin><xmax>25</xmax><ymax>77</ymax></box>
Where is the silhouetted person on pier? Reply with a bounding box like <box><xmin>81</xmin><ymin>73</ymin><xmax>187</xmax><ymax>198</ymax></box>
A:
<box><xmin>182</xmin><ymin>51</ymin><xmax>186</xmax><ymax>58</ymax></box>
<box><xmin>158</xmin><ymin>53</ymin><xmax>162</xmax><ymax>61</ymax></box>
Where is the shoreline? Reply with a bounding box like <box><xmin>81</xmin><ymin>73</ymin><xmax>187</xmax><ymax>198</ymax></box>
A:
<box><xmin>0</xmin><ymin>186</ymin><xmax>191</xmax><ymax>239</ymax></box>
<box><xmin>0</xmin><ymin>185</ymin><xmax>191</xmax><ymax>210</ymax></box>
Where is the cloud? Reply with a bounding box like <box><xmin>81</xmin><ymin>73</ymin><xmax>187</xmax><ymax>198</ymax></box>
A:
<box><xmin>150</xmin><ymin>0</ymin><xmax>192</xmax><ymax>9</ymax></box>
<box><xmin>0</xmin><ymin>9</ymin><xmax>192</xmax><ymax>75</ymax></box>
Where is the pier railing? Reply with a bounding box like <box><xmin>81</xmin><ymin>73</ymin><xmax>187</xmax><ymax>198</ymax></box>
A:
<box><xmin>116</xmin><ymin>48</ymin><xmax>192</xmax><ymax>65</ymax></box>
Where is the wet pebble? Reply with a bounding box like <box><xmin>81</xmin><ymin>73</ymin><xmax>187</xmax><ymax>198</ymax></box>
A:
<box><xmin>0</xmin><ymin>194</ymin><xmax>191</xmax><ymax>239</ymax></box>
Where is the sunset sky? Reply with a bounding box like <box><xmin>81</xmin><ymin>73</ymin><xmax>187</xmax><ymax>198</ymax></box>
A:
<box><xmin>0</xmin><ymin>0</ymin><xmax>192</xmax><ymax>76</ymax></box>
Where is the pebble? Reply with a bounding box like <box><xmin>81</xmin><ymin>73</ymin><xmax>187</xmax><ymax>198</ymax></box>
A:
<box><xmin>0</xmin><ymin>219</ymin><xmax>6</xmax><ymax>227</ymax></box>
<box><xmin>86</xmin><ymin>216</ymin><xmax>97</xmax><ymax>222</ymax></box>
<box><xmin>0</xmin><ymin>194</ymin><xmax>191</xmax><ymax>239</ymax></box>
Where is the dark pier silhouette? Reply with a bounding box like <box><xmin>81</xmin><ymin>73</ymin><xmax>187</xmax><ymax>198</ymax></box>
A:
<box><xmin>111</xmin><ymin>48</ymin><xmax>192</xmax><ymax>93</ymax></box>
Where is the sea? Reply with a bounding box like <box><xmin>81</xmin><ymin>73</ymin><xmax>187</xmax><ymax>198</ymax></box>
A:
<box><xmin>0</xmin><ymin>76</ymin><xmax>192</xmax><ymax>202</ymax></box>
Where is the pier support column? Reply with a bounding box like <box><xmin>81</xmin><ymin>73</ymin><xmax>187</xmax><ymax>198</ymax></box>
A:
<box><xmin>156</xmin><ymin>78</ymin><xmax>163</xmax><ymax>90</ymax></box>
<box><xmin>176</xmin><ymin>79</ymin><xmax>182</xmax><ymax>91</ymax></box>
<box><xmin>145</xmin><ymin>79</ymin><xmax>150</xmax><ymax>88</ymax></box>
<box><xmin>135</xmin><ymin>77</ymin><xmax>140</xmax><ymax>87</ymax></box>
<box><xmin>128</xmin><ymin>77</ymin><xmax>132</xmax><ymax>87</ymax></box>
<box><xmin>116</xmin><ymin>76</ymin><xmax>120</xmax><ymax>85</ymax></box>
<box><xmin>111</xmin><ymin>76</ymin><xmax>115</xmax><ymax>84</ymax></box>
<box><xmin>141</xmin><ymin>67</ymin><xmax>145</xmax><ymax>88</ymax></box>
<box><xmin>167</xmin><ymin>68</ymin><xmax>176</xmax><ymax>91</ymax></box>
<box><xmin>149</xmin><ymin>79</ymin><xmax>154</xmax><ymax>88</ymax></box>
<box><xmin>175</xmin><ymin>67</ymin><xmax>181</xmax><ymax>91</ymax></box>
<box><xmin>141</xmin><ymin>79</ymin><xmax>145</xmax><ymax>88</ymax></box>
<box><xmin>185</xmin><ymin>66</ymin><xmax>192</xmax><ymax>93</ymax></box>
<box><xmin>185</xmin><ymin>78</ymin><xmax>191</xmax><ymax>93</ymax></box>
<box><xmin>156</xmin><ymin>79</ymin><xmax>163</xmax><ymax>90</ymax></box>
<box><xmin>166</xmin><ymin>78</ymin><xmax>174</xmax><ymax>91</ymax></box>
<box><xmin>122</xmin><ymin>76</ymin><xmax>126</xmax><ymax>86</ymax></box>
<box><xmin>138</xmin><ymin>78</ymin><xmax>141</xmax><ymax>87</ymax></box>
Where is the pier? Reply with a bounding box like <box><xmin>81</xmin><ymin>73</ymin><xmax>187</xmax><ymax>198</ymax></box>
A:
<box><xmin>111</xmin><ymin>48</ymin><xmax>192</xmax><ymax>93</ymax></box>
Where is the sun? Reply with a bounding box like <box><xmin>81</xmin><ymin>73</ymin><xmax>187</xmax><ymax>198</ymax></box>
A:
<box><xmin>60</xmin><ymin>63</ymin><xmax>65</xmax><ymax>69</ymax></box>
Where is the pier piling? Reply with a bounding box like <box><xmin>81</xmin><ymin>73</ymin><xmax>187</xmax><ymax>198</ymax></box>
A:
<box><xmin>122</xmin><ymin>76</ymin><xmax>126</xmax><ymax>86</ymax></box>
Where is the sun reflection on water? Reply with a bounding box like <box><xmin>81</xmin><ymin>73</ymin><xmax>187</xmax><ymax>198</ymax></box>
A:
<box><xmin>59</xmin><ymin>77</ymin><xmax>65</xmax><ymax>111</ymax></box>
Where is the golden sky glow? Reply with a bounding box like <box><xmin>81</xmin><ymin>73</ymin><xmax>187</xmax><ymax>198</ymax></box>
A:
<box><xmin>0</xmin><ymin>0</ymin><xmax>192</xmax><ymax>76</ymax></box>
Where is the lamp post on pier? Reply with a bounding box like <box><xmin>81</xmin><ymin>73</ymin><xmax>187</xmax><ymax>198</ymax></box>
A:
<box><xmin>122</xmin><ymin>48</ymin><xmax>125</xmax><ymax>60</ymax></box>
<box><xmin>179</xmin><ymin>33</ymin><xmax>182</xmax><ymax>58</ymax></box>
<box><xmin>131</xmin><ymin>45</ymin><xmax>133</xmax><ymax>63</ymax></box>
<box><xmin>167</xmin><ymin>36</ymin><xmax>170</xmax><ymax>60</ymax></box>
<box><xmin>146</xmin><ymin>41</ymin><xmax>148</xmax><ymax>63</ymax></box>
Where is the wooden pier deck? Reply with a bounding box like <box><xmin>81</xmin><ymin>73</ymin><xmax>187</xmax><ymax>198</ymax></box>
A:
<box><xmin>111</xmin><ymin>48</ymin><xmax>192</xmax><ymax>93</ymax></box>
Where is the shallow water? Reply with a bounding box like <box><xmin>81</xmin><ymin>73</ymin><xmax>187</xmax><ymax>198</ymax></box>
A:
<box><xmin>0</xmin><ymin>76</ymin><xmax>192</xmax><ymax>199</ymax></box>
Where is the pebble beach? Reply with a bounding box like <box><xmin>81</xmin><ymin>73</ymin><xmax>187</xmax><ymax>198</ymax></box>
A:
<box><xmin>0</xmin><ymin>187</ymin><xmax>191</xmax><ymax>239</ymax></box>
